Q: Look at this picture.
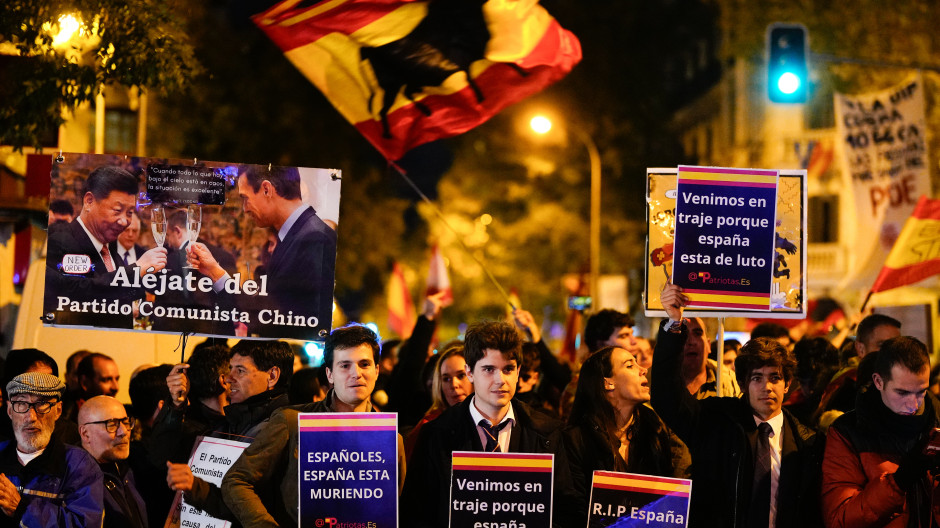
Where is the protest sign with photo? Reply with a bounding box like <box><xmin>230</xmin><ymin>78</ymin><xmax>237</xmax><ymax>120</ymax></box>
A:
<box><xmin>587</xmin><ymin>471</ymin><xmax>691</xmax><ymax>528</ymax></box>
<box><xmin>644</xmin><ymin>167</ymin><xmax>807</xmax><ymax>319</ymax></box>
<box><xmin>298</xmin><ymin>413</ymin><xmax>399</xmax><ymax>528</ymax></box>
<box><xmin>43</xmin><ymin>153</ymin><xmax>341</xmax><ymax>341</ymax></box>
<box><xmin>449</xmin><ymin>452</ymin><xmax>553</xmax><ymax>528</ymax></box>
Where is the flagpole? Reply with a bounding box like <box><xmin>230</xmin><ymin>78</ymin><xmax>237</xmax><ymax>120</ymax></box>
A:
<box><xmin>389</xmin><ymin>162</ymin><xmax>518</xmax><ymax>310</ymax></box>
<box><xmin>851</xmin><ymin>290</ymin><xmax>874</xmax><ymax>331</ymax></box>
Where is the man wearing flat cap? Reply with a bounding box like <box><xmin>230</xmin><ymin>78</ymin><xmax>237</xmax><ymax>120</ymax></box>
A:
<box><xmin>0</xmin><ymin>372</ymin><xmax>104</xmax><ymax>527</ymax></box>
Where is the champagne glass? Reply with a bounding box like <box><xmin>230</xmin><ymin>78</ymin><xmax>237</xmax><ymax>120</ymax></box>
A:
<box><xmin>151</xmin><ymin>206</ymin><xmax>167</xmax><ymax>248</ymax></box>
<box><xmin>183</xmin><ymin>204</ymin><xmax>202</xmax><ymax>268</ymax></box>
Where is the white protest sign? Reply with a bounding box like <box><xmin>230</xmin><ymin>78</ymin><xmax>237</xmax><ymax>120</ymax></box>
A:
<box><xmin>164</xmin><ymin>436</ymin><xmax>250</xmax><ymax>528</ymax></box>
<box><xmin>835</xmin><ymin>74</ymin><xmax>931</xmax><ymax>289</ymax></box>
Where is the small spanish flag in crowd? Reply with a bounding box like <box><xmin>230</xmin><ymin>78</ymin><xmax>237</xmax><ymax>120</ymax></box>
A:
<box><xmin>870</xmin><ymin>195</ymin><xmax>940</xmax><ymax>293</ymax></box>
<box><xmin>387</xmin><ymin>261</ymin><xmax>415</xmax><ymax>338</ymax></box>
<box><xmin>424</xmin><ymin>244</ymin><xmax>453</xmax><ymax>307</ymax></box>
<box><xmin>253</xmin><ymin>0</ymin><xmax>581</xmax><ymax>161</ymax></box>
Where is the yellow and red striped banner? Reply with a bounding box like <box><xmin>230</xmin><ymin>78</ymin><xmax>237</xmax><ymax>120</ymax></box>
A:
<box><xmin>682</xmin><ymin>288</ymin><xmax>770</xmax><ymax>310</ymax></box>
<box><xmin>592</xmin><ymin>471</ymin><xmax>692</xmax><ymax>498</ymax></box>
<box><xmin>871</xmin><ymin>195</ymin><xmax>940</xmax><ymax>293</ymax></box>
<box><xmin>452</xmin><ymin>452</ymin><xmax>553</xmax><ymax>473</ymax></box>
<box><xmin>299</xmin><ymin>412</ymin><xmax>398</xmax><ymax>432</ymax></box>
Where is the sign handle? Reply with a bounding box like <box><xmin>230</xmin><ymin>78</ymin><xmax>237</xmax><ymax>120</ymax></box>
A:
<box><xmin>716</xmin><ymin>318</ymin><xmax>724</xmax><ymax>397</ymax></box>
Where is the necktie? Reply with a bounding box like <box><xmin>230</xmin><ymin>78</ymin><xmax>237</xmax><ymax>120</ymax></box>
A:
<box><xmin>749</xmin><ymin>421</ymin><xmax>773</xmax><ymax>527</ymax></box>
<box><xmin>100</xmin><ymin>246</ymin><xmax>116</xmax><ymax>273</ymax></box>
<box><xmin>479</xmin><ymin>419</ymin><xmax>510</xmax><ymax>452</ymax></box>
<box><xmin>122</xmin><ymin>251</ymin><xmax>129</xmax><ymax>265</ymax></box>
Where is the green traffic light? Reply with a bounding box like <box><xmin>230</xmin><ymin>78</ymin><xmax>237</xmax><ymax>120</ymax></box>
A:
<box><xmin>777</xmin><ymin>72</ymin><xmax>801</xmax><ymax>95</ymax></box>
<box><xmin>766</xmin><ymin>23</ymin><xmax>808</xmax><ymax>103</ymax></box>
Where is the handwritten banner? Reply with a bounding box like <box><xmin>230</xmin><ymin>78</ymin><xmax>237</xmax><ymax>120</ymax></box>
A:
<box><xmin>835</xmin><ymin>74</ymin><xmax>931</xmax><ymax>289</ymax></box>
<box><xmin>588</xmin><ymin>471</ymin><xmax>691</xmax><ymax>528</ymax></box>
<box><xmin>298</xmin><ymin>413</ymin><xmax>399</xmax><ymax>528</ymax></box>
<box><xmin>672</xmin><ymin>165</ymin><xmax>778</xmax><ymax>311</ymax></box>
<box><xmin>449</xmin><ymin>452</ymin><xmax>553</xmax><ymax>528</ymax></box>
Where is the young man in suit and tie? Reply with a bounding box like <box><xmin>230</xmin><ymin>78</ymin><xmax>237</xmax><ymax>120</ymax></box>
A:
<box><xmin>401</xmin><ymin>320</ymin><xmax>576</xmax><ymax>528</ymax></box>
<box><xmin>651</xmin><ymin>284</ymin><xmax>822</xmax><ymax>528</ymax></box>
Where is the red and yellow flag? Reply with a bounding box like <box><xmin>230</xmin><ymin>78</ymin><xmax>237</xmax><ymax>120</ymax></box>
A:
<box><xmin>870</xmin><ymin>195</ymin><xmax>940</xmax><ymax>293</ymax></box>
<box><xmin>425</xmin><ymin>244</ymin><xmax>453</xmax><ymax>306</ymax></box>
<box><xmin>387</xmin><ymin>261</ymin><xmax>415</xmax><ymax>338</ymax></box>
<box><xmin>253</xmin><ymin>0</ymin><xmax>581</xmax><ymax>160</ymax></box>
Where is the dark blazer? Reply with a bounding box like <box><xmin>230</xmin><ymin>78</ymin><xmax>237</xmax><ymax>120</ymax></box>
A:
<box><xmin>401</xmin><ymin>397</ymin><xmax>578</xmax><ymax>528</ymax></box>
<box><xmin>109</xmin><ymin>241</ymin><xmax>147</xmax><ymax>266</ymax></box>
<box><xmin>150</xmin><ymin>242</ymin><xmax>235</xmax><ymax>335</ymax></box>
<box><xmin>44</xmin><ymin>219</ymin><xmax>141</xmax><ymax>328</ymax></box>
<box><xmin>254</xmin><ymin>206</ymin><xmax>336</xmax><ymax>339</ymax></box>
<box><xmin>650</xmin><ymin>321</ymin><xmax>823</xmax><ymax>528</ymax></box>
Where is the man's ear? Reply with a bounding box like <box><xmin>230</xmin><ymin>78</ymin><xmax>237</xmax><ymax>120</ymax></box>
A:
<box><xmin>855</xmin><ymin>340</ymin><xmax>866</xmax><ymax>358</ymax></box>
<box><xmin>873</xmin><ymin>372</ymin><xmax>884</xmax><ymax>391</ymax></box>
<box><xmin>261</xmin><ymin>180</ymin><xmax>274</xmax><ymax>197</ymax></box>
<box><xmin>82</xmin><ymin>192</ymin><xmax>95</xmax><ymax>209</ymax></box>
<box><xmin>267</xmin><ymin>366</ymin><xmax>280</xmax><ymax>390</ymax></box>
<box><xmin>465</xmin><ymin>364</ymin><xmax>474</xmax><ymax>384</ymax></box>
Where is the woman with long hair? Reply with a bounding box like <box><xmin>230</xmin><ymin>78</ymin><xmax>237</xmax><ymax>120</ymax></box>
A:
<box><xmin>404</xmin><ymin>341</ymin><xmax>473</xmax><ymax>460</ymax></box>
<box><xmin>565</xmin><ymin>346</ymin><xmax>690</xmax><ymax>516</ymax></box>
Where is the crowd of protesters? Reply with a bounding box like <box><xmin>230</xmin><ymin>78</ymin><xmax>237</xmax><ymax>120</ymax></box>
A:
<box><xmin>0</xmin><ymin>282</ymin><xmax>936</xmax><ymax>528</ymax></box>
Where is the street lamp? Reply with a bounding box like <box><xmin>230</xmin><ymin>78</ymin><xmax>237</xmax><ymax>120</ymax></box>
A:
<box><xmin>529</xmin><ymin>115</ymin><xmax>601</xmax><ymax>307</ymax></box>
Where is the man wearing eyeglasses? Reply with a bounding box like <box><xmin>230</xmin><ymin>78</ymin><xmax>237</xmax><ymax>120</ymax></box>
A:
<box><xmin>0</xmin><ymin>372</ymin><xmax>104</xmax><ymax>527</ymax></box>
<box><xmin>79</xmin><ymin>396</ymin><xmax>147</xmax><ymax>528</ymax></box>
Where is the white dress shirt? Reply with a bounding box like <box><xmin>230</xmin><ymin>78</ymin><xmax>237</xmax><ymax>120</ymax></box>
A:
<box><xmin>468</xmin><ymin>396</ymin><xmax>516</xmax><ymax>453</ymax></box>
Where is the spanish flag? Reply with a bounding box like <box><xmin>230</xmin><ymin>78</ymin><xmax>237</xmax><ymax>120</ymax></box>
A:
<box><xmin>253</xmin><ymin>0</ymin><xmax>581</xmax><ymax>161</ymax></box>
<box><xmin>387</xmin><ymin>261</ymin><xmax>415</xmax><ymax>338</ymax></box>
<box><xmin>870</xmin><ymin>196</ymin><xmax>940</xmax><ymax>293</ymax></box>
<box><xmin>425</xmin><ymin>244</ymin><xmax>453</xmax><ymax>307</ymax></box>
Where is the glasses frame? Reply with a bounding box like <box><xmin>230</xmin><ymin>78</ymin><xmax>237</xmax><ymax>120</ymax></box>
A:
<box><xmin>82</xmin><ymin>417</ymin><xmax>136</xmax><ymax>433</ymax></box>
<box><xmin>9</xmin><ymin>399</ymin><xmax>59</xmax><ymax>415</ymax></box>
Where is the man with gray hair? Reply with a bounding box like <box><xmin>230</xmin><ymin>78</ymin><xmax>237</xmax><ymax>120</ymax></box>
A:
<box><xmin>0</xmin><ymin>372</ymin><xmax>104</xmax><ymax>527</ymax></box>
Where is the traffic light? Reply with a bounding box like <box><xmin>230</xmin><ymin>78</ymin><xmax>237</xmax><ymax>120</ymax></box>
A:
<box><xmin>767</xmin><ymin>23</ymin><xmax>808</xmax><ymax>103</ymax></box>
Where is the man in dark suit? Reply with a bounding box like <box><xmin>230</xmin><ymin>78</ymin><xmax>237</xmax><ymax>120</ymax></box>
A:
<box><xmin>400</xmin><ymin>321</ymin><xmax>577</xmax><ymax>528</ymax></box>
<box><xmin>150</xmin><ymin>210</ymin><xmax>237</xmax><ymax>335</ymax></box>
<box><xmin>651</xmin><ymin>284</ymin><xmax>822</xmax><ymax>528</ymax></box>
<box><xmin>109</xmin><ymin>211</ymin><xmax>146</xmax><ymax>266</ymax></box>
<box><xmin>189</xmin><ymin>165</ymin><xmax>336</xmax><ymax>340</ymax></box>
<box><xmin>45</xmin><ymin>166</ymin><xmax>167</xmax><ymax>328</ymax></box>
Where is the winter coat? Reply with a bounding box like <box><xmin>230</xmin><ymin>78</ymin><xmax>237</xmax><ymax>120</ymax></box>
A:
<box><xmin>222</xmin><ymin>391</ymin><xmax>406</xmax><ymax>528</ymax></box>
<box><xmin>564</xmin><ymin>403</ymin><xmax>691</xmax><ymax>520</ymax></box>
<box><xmin>822</xmin><ymin>387</ymin><xmax>940</xmax><ymax>528</ymax></box>
<box><xmin>0</xmin><ymin>435</ymin><xmax>104</xmax><ymax>528</ymax></box>
<box><xmin>101</xmin><ymin>461</ymin><xmax>148</xmax><ymax>528</ymax></box>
